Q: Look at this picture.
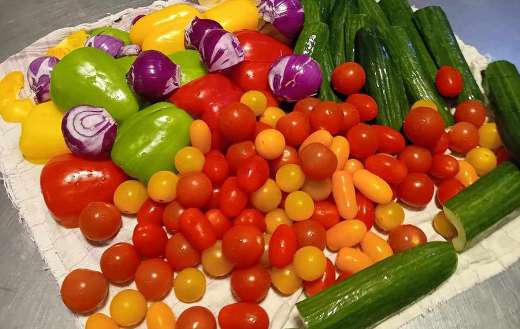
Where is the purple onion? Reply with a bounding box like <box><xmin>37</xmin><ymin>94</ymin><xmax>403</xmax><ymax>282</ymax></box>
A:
<box><xmin>117</xmin><ymin>44</ymin><xmax>141</xmax><ymax>57</ymax></box>
<box><xmin>259</xmin><ymin>0</ymin><xmax>304</xmax><ymax>39</ymax></box>
<box><xmin>61</xmin><ymin>105</ymin><xmax>117</xmax><ymax>159</ymax></box>
<box><xmin>85</xmin><ymin>34</ymin><xmax>124</xmax><ymax>57</ymax></box>
<box><xmin>27</xmin><ymin>56</ymin><xmax>59</xmax><ymax>103</ymax></box>
<box><xmin>132</xmin><ymin>14</ymin><xmax>145</xmax><ymax>26</ymax></box>
<box><xmin>268</xmin><ymin>54</ymin><xmax>322</xmax><ymax>102</ymax></box>
<box><xmin>185</xmin><ymin>17</ymin><xmax>223</xmax><ymax>49</ymax></box>
<box><xmin>199</xmin><ymin>29</ymin><xmax>244</xmax><ymax>72</ymax></box>
<box><xmin>128</xmin><ymin>50</ymin><xmax>181</xmax><ymax>101</ymax></box>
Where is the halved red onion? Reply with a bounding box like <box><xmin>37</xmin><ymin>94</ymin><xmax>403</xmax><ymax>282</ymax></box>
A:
<box><xmin>132</xmin><ymin>15</ymin><xmax>145</xmax><ymax>26</ymax></box>
<box><xmin>85</xmin><ymin>34</ymin><xmax>124</xmax><ymax>57</ymax></box>
<box><xmin>198</xmin><ymin>29</ymin><xmax>244</xmax><ymax>72</ymax></box>
<box><xmin>185</xmin><ymin>17</ymin><xmax>223</xmax><ymax>49</ymax></box>
<box><xmin>117</xmin><ymin>44</ymin><xmax>141</xmax><ymax>57</ymax></box>
<box><xmin>259</xmin><ymin>0</ymin><xmax>304</xmax><ymax>39</ymax></box>
<box><xmin>27</xmin><ymin>56</ymin><xmax>59</xmax><ymax>103</ymax></box>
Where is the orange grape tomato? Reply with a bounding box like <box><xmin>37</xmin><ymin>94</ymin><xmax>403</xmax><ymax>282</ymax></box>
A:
<box><xmin>332</xmin><ymin>171</ymin><xmax>358</xmax><ymax>220</ymax></box>
<box><xmin>174</xmin><ymin>268</ymin><xmax>206</xmax><ymax>303</ymax></box>
<box><xmin>270</xmin><ymin>264</ymin><xmax>302</xmax><ymax>295</ymax></box>
<box><xmin>110</xmin><ymin>289</ymin><xmax>147</xmax><ymax>327</ymax></box>
<box><xmin>135</xmin><ymin>258</ymin><xmax>173</xmax><ymax>301</ymax></box>
<box><xmin>329</xmin><ymin>136</ymin><xmax>350</xmax><ymax>170</ymax></box>
<box><xmin>60</xmin><ymin>269</ymin><xmax>108</xmax><ymax>314</ymax></box>
<box><xmin>146</xmin><ymin>302</ymin><xmax>176</xmax><ymax>329</ymax></box>
<box><xmin>86</xmin><ymin>313</ymin><xmax>118</xmax><ymax>329</ymax></box>
<box><xmin>299</xmin><ymin>129</ymin><xmax>333</xmax><ymax>153</ymax></box>
<box><xmin>190</xmin><ymin>119</ymin><xmax>212</xmax><ymax>154</ymax></box>
<box><xmin>344</xmin><ymin>158</ymin><xmax>364</xmax><ymax>174</ymax></box>
<box><xmin>113</xmin><ymin>180</ymin><xmax>148</xmax><ymax>215</ymax></box>
<box><xmin>336</xmin><ymin>247</ymin><xmax>374</xmax><ymax>274</ymax></box>
<box><xmin>352</xmin><ymin>169</ymin><xmax>393</xmax><ymax>204</ymax></box>
<box><xmin>302</xmin><ymin>178</ymin><xmax>332</xmax><ymax>201</ymax></box>
<box><xmin>388</xmin><ymin>224</ymin><xmax>427</xmax><ymax>253</ymax></box>
<box><xmin>78</xmin><ymin>201</ymin><xmax>121</xmax><ymax>242</ymax></box>
<box><xmin>177</xmin><ymin>306</ymin><xmax>216</xmax><ymax>329</ymax></box>
<box><xmin>326</xmin><ymin>219</ymin><xmax>367</xmax><ymax>251</ymax></box>
<box><xmin>360</xmin><ymin>231</ymin><xmax>393</xmax><ymax>262</ymax></box>
<box><xmin>202</xmin><ymin>240</ymin><xmax>234</xmax><ymax>278</ymax></box>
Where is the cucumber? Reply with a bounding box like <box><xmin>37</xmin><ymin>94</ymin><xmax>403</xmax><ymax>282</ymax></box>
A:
<box><xmin>385</xmin><ymin>26</ymin><xmax>454</xmax><ymax>125</ymax></box>
<box><xmin>319</xmin><ymin>0</ymin><xmax>336</xmax><ymax>23</ymax></box>
<box><xmin>329</xmin><ymin>0</ymin><xmax>348</xmax><ymax>67</ymax></box>
<box><xmin>379</xmin><ymin>0</ymin><xmax>438</xmax><ymax>82</ymax></box>
<box><xmin>414</xmin><ymin>6</ymin><xmax>484</xmax><ymax>102</ymax></box>
<box><xmin>300</xmin><ymin>0</ymin><xmax>321</xmax><ymax>24</ymax></box>
<box><xmin>358</xmin><ymin>0</ymin><xmax>391</xmax><ymax>31</ymax></box>
<box><xmin>483</xmin><ymin>60</ymin><xmax>520</xmax><ymax>163</ymax></box>
<box><xmin>444</xmin><ymin>161</ymin><xmax>520</xmax><ymax>252</ymax></box>
<box><xmin>356</xmin><ymin>27</ymin><xmax>409</xmax><ymax>130</ymax></box>
<box><xmin>344</xmin><ymin>14</ymin><xmax>369</xmax><ymax>62</ymax></box>
<box><xmin>297</xmin><ymin>241</ymin><xmax>457</xmax><ymax>329</ymax></box>
<box><xmin>318</xmin><ymin>47</ymin><xmax>340</xmax><ymax>101</ymax></box>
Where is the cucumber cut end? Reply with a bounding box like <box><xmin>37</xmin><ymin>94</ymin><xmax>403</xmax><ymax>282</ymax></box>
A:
<box><xmin>443</xmin><ymin>207</ymin><xmax>466</xmax><ymax>252</ymax></box>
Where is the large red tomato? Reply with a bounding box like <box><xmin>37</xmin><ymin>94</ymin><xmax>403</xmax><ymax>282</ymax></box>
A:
<box><xmin>229</xmin><ymin>62</ymin><xmax>271</xmax><ymax>91</ymax></box>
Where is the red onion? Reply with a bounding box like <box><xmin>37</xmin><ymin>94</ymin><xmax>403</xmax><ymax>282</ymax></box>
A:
<box><xmin>27</xmin><ymin>56</ymin><xmax>59</xmax><ymax>103</ymax></box>
<box><xmin>117</xmin><ymin>44</ymin><xmax>141</xmax><ymax>57</ymax></box>
<box><xmin>132</xmin><ymin>15</ymin><xmax>145</xmax><ymax>26</ymax></box>
<box><xmin>85</xmin><ymin>34</ymin><xmax>124</xmax><ymax>57</ymax></box>
<box><xmin>199</xmin><ymin>29</ymin><xmax>244</xmax><ymax>72</ymax></box>
<box><xmin>259</xmin><ymin>0</ymin><xmax>304</xmax><ymax>39</ymax></box>
<box><xmin>185</xmin><ymin>17</ymin><xmax>223</xmax><ymax>49</ymax></box>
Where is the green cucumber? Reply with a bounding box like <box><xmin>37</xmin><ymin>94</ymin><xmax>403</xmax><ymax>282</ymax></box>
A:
<box><xmin>379</xmin><ymin>0</ymin><xmax>438</xmax><ymax>82</ymax></box>
<box><xmin>329</xmin><ymin>0</ymin><xmax>349</xmax><ymax>67</ymax></box>
<box><xmin>444</xmin><ymin>161</ymin><xmax>520</xmax><ymax>252</ymax></box>
<box><xmin>319</xmin><ymin>0</ymin><xmax>336</xmax><ymax>23</ymax></box>
<box><xmin>414</xmin><ymin>6</ymin><xmax>484</xmax><ymax>102</ymax></box>
<box><xmin>358</xmin><ymin>0</ymin><xmax>391</xmax><ymax>31</ymax></box>
<box><xmin>344</xmin><ymin>14</ymin><xmax>369</xmax><ymax>62</ymax></box>
<box><xmin>300</xmin><ymin>0</ymin><xmax>321</xmax><ymax>24</ymax></box>
<box><xmin>483</xmin><ymin>60</ymin><xmax>520</xmax><ymax>163</ymax></box>
<box><xmin>318</xmin><ymin>47</ymin><xmax>340</xmax><ymax>101</ymax></box>
<box><xmin>297</xmin><ymin>241</ymin><xmax>457</xmax><ymax>329</ymax></box>
<box><xmin>386</xmin><ymin>26</ymin><xmax>454</xmax><ymax>125</ymax></box>
<box><xmin>356</xmin><ymin>27</ymin><xmax>409</xmax><ymax>130</ymax></box>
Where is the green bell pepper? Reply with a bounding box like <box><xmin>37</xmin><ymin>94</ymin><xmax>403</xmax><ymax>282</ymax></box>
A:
<box><xmin>51</xmin><ymin>47</ymin><xmax>139</xmax><ymax>122</ymax></box>
<box><xmin>111</xmin><ymin>102</ymin><xmax>193</xmax><ymax>182</ymax></box>
<box><xmin>91</xmin><ymin>26</ymin><xmax>131</xmax><ymax>45</ymax></box>
<box><xmin>115</xmin><ymin>56</ymin><xmax>137</xmax><ymax>73</ymax></box>
<box><xmin>168</xmin><ymin>50</ymin><xmax>207</xmax><ymax>86</ymax></box>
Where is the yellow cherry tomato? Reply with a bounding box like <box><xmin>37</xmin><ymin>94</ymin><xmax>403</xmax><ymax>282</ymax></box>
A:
<box><xmin>329</xmin><ymin>136</ymin><xmax>350</xmax><ymax>170</ymax></box>
<box><xmin>299</xmin><ymin>130</ymin><xmax>333</xmax><ymax>154</ymax></box>
<box><xmin>360</xmin><ymin>232</ymin><xmax>393</xmax><ymax>262</ymax></box>
<box><xmin>251</xmin><ymin>178</ymin><xmax>282</xmax><ymax>212</ymax></box>
<box><xmin>190</xmin><ymin>120</ymin><xmax>212</xmax><ymax>154</ymax></box>
<box><xmin>375</xmin><ymin>202</ymin><xmax>405</xmax><ymax>232</ymax></box>
<box><xmin>344</xmin><ymin>159</ymin><xmax>364</xmax><ymax>174</ymax></box>
<box><xmin>204</xmin><ymin>0</ymin><xmax>260</xmax><ymax>32</ymax></box>
<box><xmin>353</xmin><ymin>169</ymin><xmax>393</xmax><ymax>204</ymax></box>
<box><xmin>284</xmin><ymin>191</ymin><xmax>315</xmax><ymax>221</ymax></box>
<box><xmin>265</xmin><ymin>208</ymin><xmax>292</xmax><ymax>234</ymax></box>
<box><xmin>114</xmin><ymin>180</ymin><xmax>148</xmax><ymax>214</ymax></box>
<box><xmin>255</xmin><ymin>128</ymin><xmax>286</xmax><ymax>160</ymax></box>
<box><xmin>202</xmin><ymin>241</ymin><xmax>234</xmax><ymax>277</ymax></box>
<box><xmin>146</xmin><ymin>302</ymin><xmax>176</xmax><ymax>329</ymax></box>
<box><xmin>147</xmin><ymin>171</ymin><xmax>179</xmax><ymax>203</ymax></box>
<box><xmin>260</xmin><ymin>106</ymin><xmax>285</xmax><ymax>127</ymax></box>
<box><xmin>465</xmin><ymin>147</ymin><xmax>497</xmax><ymax>176</ymax></box>
<box><xmin>86</xmin><ymin>313</ymin><xmax>118</xmax><ymax>329</ymax></box>
<box><xmin>241</xmin><ymin>90</ymin><xmax>267</xmax><ymax>116</ymax></box>
<box><xmin>432</xmin><ymin>211</ymin><xmax>457</xmax><ymax>240</ymax></box>
<box><xmin>175</xmin><ymin>146</ymin><xmax>205</xmax><ymax>174</ymax></box>
<box><xmin>276</xmin><ymin>164</ymin><xmax>306</xmax><ymax>192</ymax></box>
<box><xmin>110</xmin><ymin>289</ymin><xmax>147</xmax><ymax>327</ymax></box>
<box><xmin>411</xmin><ymin>99</ymin><xmax>438</xmax><ymax>111</ymax></box>
<box><xmin>455</xmin><ymin>160</ymin><xmax>479</xmax><ymax>187</ymax></box>
<box><xmin>336</xmin><ymin>247</ymin><xmax>374</xmax><ymax>274</ymax></box>
<box><xmin>478</xmin><ymin>122</ymin><xmax>502</xmax><ymax>150</ymax></box>
<box><xmin>332</xmin><ymin>171</ymin><xmax>357</xmax><ymax>220</ymax></box>
<box><xmin>271</xmin><ymin>264</ymin><xmax>302</xmax><ymax>295</ymax></box>
<box><xmin>174</xmin><ymin>268</ymin><xmax>206</xmax><ymax>303</ymax></box>
<box><xmin>326</xmin><ymin>219</ymin><xmax>367</xmax><ymax>251</ymax></box>
<box><xmin>260</xmin><ymin>233</ymin><xmax>271</xmax><ymax>267</ymax></box>
<box><xmin>301</xmin><ymin>178</ymin><xmax>332</xmax><ymax>201</ymax></box>
<box><xmin>293</xmin><ymin>246</ymin><xmax>326</xmax><ymax>281</ymax></box>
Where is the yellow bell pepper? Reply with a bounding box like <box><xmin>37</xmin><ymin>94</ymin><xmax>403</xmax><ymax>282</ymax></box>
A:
<box><xmin>130</xmin><ymin>4</ymin><xmax>202</xmax><ymax>45</ymax></box>
<box><xmin>204</xmin><ymin>0</ymin><xmax>259</xmax><ymax>32</ymax></box>
<box><xmin>142</xmin><ymin>13</ymin><xmax>199</xmax><ymax>55</ymax></box>
<box><xmin>0</xmin><ymin>71</ymin><xmax>34</xmax><ymax>123</ymax></box>
<box><xmin>47</xmin><ymin>30</ymin><xmax>88</xmax><ymax>59</ymax></box>
<box><xmin>19</xmin><ymin>101</ymin><xmax>70</xmax><ymax>164</ymax></box>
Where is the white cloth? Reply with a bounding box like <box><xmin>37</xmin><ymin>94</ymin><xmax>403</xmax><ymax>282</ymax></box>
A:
<box><xmin>0</xmin><ymin>1</ymin><xmax>518</xmax><ymax>329</ymax></box>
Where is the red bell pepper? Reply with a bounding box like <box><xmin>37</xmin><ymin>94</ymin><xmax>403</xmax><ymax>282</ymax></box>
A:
<box><xmin>229</xmin><ymin>61</ymin><xmax>271</xmax><ymax>92</ymax></box>
<box><xmin>236</xmin><ymin>30</ymin><xmax>292</xmax><ymax>62</ymax></box>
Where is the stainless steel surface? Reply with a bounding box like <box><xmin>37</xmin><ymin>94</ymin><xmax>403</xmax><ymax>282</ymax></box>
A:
<box><xmin>0</xmin><ymin>0</ymin><xmax>519</xmax><ymax>328</ymax></box>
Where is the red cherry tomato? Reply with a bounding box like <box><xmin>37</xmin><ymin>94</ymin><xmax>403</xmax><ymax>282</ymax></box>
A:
<box><xmin>336</xmin><ymin>271</ymin><xmax>352</xmax><ymax>284</ymax></box>
<box><xmin>206</xmin><ymin>209</ymin><xmax>232</xmax><ymax>239</ymax></box>
<box><xmin>40</xmin><ymin>154</ymin><xmax>126</xmax><ymax>227</ymax></box>
<box><xmin>338</xmin><ymin>102</ymin><xmax>361</xmax><ymax>133</ymax></box>
<box><xmin>448</xmin><ymin>122</ymin><xmax>479</xmax><ymax>154</ymax></box>
<box><xmin>78</xmin><ymin>202</ymin><xmax>121</xmax><ymax>242</ymax></box>
<box><xmin>270</xmin><ymin>146</ymin><xmax>299</xmax><ymax>173</ymax></box>
<box><xmin>218</xmin><ymin>303</ymin><xmax>269</xmax><ymax>329</ymax></box>
<box><xmin>162</xmin><ymin>201</ymin><xmax>184</xmax><ymax>233</ymax></box>
<box><xmin>355</xmin><ymin>192</ymin><xmax>375</xmax><ymax>230</ymax></box>
<box><xmin>60</xmin><ymin>269</ymin><xmax>108</xmax><ymax>314</ymax></box>
<box><xmin>294</xmin><ymin>97</ymin><xmax>320</xmax><ymax>116</ymax></box>
<box><xmin>429</xmin><ymin>154</ymin><xmax>460</xmax><ymax>180</ymax></box>
<box><xmin>455</xmin><ymin>100</ymin><xmax>487</xmax><ymax>127</ymax></box>
<box><xmin>135</xmin><ymin>258</ymin><xmax>173</xmax><ymax>301</ymax></box>
<box><xmin>276</xmin><ymin>111</ymin><xmax>311</xmax><ymax>147</ymax></box>
<box><xmin>165</xmin><ymin>233</ymin><xmax>201</xmax><ymax>271</ymax></box>
<box><xmin>372</xmin><ymin>125</ymin><xmax>406</xmax><ymax>154</ymax></box>
<box><xmin>435</xmin><ymin>66</ymin><xmax>464</xmax><ymax>98</ymax></box>
<box><xmin>230</xmin><ymin>61</ymin><xmax>270</xmax><ymax>91</ymax></box>
<box><xmin>100</xmin><ymin>242</ymin><xmax>141</xmax><ymax>284</ymax></box>
<box><xmin>332</xmin><ymin>62</ymin><xmax>366</xmax><ymax>95</ymax></box>
<box><xmin>137</xmin><ymin>199</ymin><xmax>165</xmax><ymax>226</ymax></box>
<box><xmin>347</xmin><ymin>123</ymin><xmax>379</xmax><ymax>160</ymax></box>
<box><xmin>236</xmin><ymin>30</ymin><xmax>292</xmax><ymax>62</ymax></box>
<box><xmin>237</xmin><ymin>155</ymin><xmax>270</xmax><ymax>193</ymax></box>
<box><xmin>201</xmin><ymin>106</ymin><xmax>227</xmax><ymax>151</ymax></box>
<box><xmin>365</xmin><ymin>154</ymin><xmax>408</xmax><ymax>185</ymax></box>
<box><xmin>260</xmin><ymin>90</ymin><xmax>279</xmax><ymax>107</ymax></box>
<box><xmin>132</xmin><ymin>223</ymin><xmax>168</xmax><ymax>258</ymax></box>
<box><xmin>293</xmin><ymin>220</ymin><xmax>326</xmax><ymax>250</ymax></box>
<box><xmin>311</xmin><ymin>201</ymin><xmax>340</xmax><ymax>229</ymax></box>
<box><xmin>403</xmin><ymin>107</ymin><xmax>445</xmax><ymax>148</ymax></box>
<box><xmin>437</xmin><ymin>178</ymin><xmax>465</xmax><ymax>206</ymax></box>
<box><xmin>388</xmin><ymin>224</ymin><xmax>427</xmax><ymax>253</ymax></box>
<box><xmin>300</xmin><ymin>143</ymin><xmax>338</xmax><ymax>180</ymax></box>
<box><xmin>179</xmin><ymin>208</ymin><xmax>217</xmax><ymax>251</ymax></box>
<box><xmin>204</xmin><ymin>150</ymin><xmax>230</xmax><ymax>186</ymax></box>
<box><xmin>226</xmin><ymin>141</ymin><xmax>257</xmax><ymax>173</ymax></box>
<box><xmin>399</xmin><ymin>146</ymin><xmax>433</xmax><ymax>173</ymax></box>
<box><xmin>397</xmin><ymin>173</ymin><xmax>435</xmax><ymax>208</ymax></box>
<box><xmin>303</xmin><ymin>258</ymin><xmax>335</xmax><ymax>297</ymax></box>
<box><xmin>255</xmin><ymin>121</ymin><xmax>271</xmax><ymax>138</ymax></box>
<box><xmin>495</xmin><ymin>146</ymin><xmax>510</xmax><ymax>165</ymax></box>
<box><xmin>223</xmin><ymin>225</ymin><xmax>264</xmax><ymax>268</ymax></box>
<box><xmin>346</xmin><ymin>94</ymin><xmax>378</xmax><ymax>122</ymax></box>
<box><xmin>309</xmin><ymin>101</ymin><xmax>343</xmax><ymax>135</ymax></box>
<box><xmin>219</xmin><ymin>102</ymin><xmax>256</xmax><ymax>143</ymax></box>
<box><xmin>234</xmin><ymin>208</ymin><xmax>266</xmax><ymax>232</ymax></box>
<box><xmin>220</xmin><ymin>177</ymin><xmax>248</xmax><ymax>217</ymax></box>
<box><xmin>269</xmin><ymin>224</ymin><xmax>298</xmax><ymax>268</ymax></box>
<box><xmin>208</xmin><ymin>186</ymin><xmax>221</xmax><ymax>209</ymax></box>
<box><xmin>231</xmin><ymin>265</ymin><xmax>271</xmax><ymax>303</ymax></box>
<box><xmin>177</xmin><ymin>306</ymin><xmax>217</xmax><ymax>329</ymax></box>
<box><xmin>176</xmin><ymin>172</ymin><xmax>213</xmax><ymax>209</ymax></box>
<box><xmin>431</xmin><ymin>131</ymin><xmax>450</xmax><ymax>154</ymax></box>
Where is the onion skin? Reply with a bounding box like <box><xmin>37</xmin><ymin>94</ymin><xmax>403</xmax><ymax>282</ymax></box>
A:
<box><xmin>198</xmin><ymin>28</ymin><xmax>244</xmax><ymax>72</ymax></box>
<box><xmin>259</xmin><ymin>0</ymin><xmax>304</xmax><ymax>40</ymax></box>
<box><xmin>27</xmin><ymin>56</ymin><xmax>59</xmax><ymax>103</ymax></box>
<box><xmin>85</xmin><ymin>34</ymin><xmax>124</xmax><ymax>57</ymax></box>
<box><xmin>117</xmin><ymin>44</ymin><xmax>141</xmax><ymax>57</ymax></box>
<box><xmin>185</xmin><ymin>17</ymin><xmax>223</xmax><ymax>49</ymax></box>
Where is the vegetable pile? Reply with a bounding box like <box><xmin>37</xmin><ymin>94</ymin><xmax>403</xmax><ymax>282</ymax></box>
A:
<box><xmin>0</xmin><ymin>0</ymin><xmax>519</xmax><ymax>329</ymax></box>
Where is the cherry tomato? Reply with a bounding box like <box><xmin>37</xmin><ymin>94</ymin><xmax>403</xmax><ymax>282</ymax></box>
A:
<box><xmin>235</xmin><ymin>208</ymin><xmax>266</xmax><ymax>232</ymax></box>
<box><xmin>179</xmin><ymin>208</ymin><xmax>217</xmax><ymax>251</ymax></box>
<box><xmin>294</xmin><ymin>97</ymin><xmax>320</xmax><ymax>116</ymax></box>
<box><xmin>174</xmin><ymin>268</ymin><xmax>206</xmax><ymax>303</ymax></box>
<box><xmin>437</xmin><ymin>178</ymin><xmax>465</xmax><ymax>206</ymax></box>
<box><xmin>479</xmin><ymin>122</ymin><xmax>502</xmax><ymax>150</ymax></box>
<box><xmin>177</xmin><ymin>306</ymin><xmax>216</xmax><ymax>329</ymax></box>
<box><xmin>255</xmin><ymin>121</ymin><xmax>271</xmax><ymax>138</ymax></box>
<box><xmin>335</xmin><ymin>271</ymin><xmax>352</xmax><ymax>284</ymax></box>
<box><xmin>397</xmin><ymin>173</ymin><xmax>435</xmax><ymax>208</ymax></box>
<box><xmin>236</xmin><ymin>30</ymin><xmax>292</xmax><ymax>62</ymax></box>
<box><xmin>338</xmin><ymin>102</ymin><xmax>361</xmax><ymax>132</ymax></box>
<box><xmin>114</xmin><ymin>180</ymin><xmax>148</xmax><ymax>215</ymax></box>
<box><xmin>293</xmin><ymin>219</ymin><xmax>326</xmax><ymax>250</ymax></box>
<box><xmin>210</xmin><ymin>187</ymin><xmax>222</xmax><ymax>208</ymax></box>
<box><xmin>110</xmin><ymin>289</ymin><xmax>147</xmax><ymax>327</ymax></box>
<box><xmin>347</xmin><ymin>123</ymin><xmax>379</xmax><ymax>159</ymax></box>
<box><xmin>206</xmin><ymin>209</ymin><xmax>232</xmax><ymax>239</ymax></box>
<box><xmin>223</xmin><ymin>225</ymin><xmax>264</xmax><ymax>268</ymax></box>
<box><xmin>372</xmin><ymin>125</ymin><xmax>406</xmax><ymax>154</ymax></box>
<box><xmin>399</xmin><ymin>145</ymin><xmax>433</xmax><ymax>173</ymax></box>
<box><xmin>403</xmin><ymin>107</ymin><xmax>445</xmax><ymax>148</ymax></box>
<box><xmin>86</xmin><ymin>313</ymin><xmax>118</xmax><ymax>329</ymax></box>
<box><xmin>302</xmin><ymin>178</ymin><xmax>332</xmax><ymax>201</ymax></box>
<box><xmin>218</xmin><ymin>303</ymin><xmax>269</xmax><ymax>329</ymax></box>
<box><xmin>229</xmin><ymin>61</ymin><xmax>270</xmax><ymax>91</ymax></box>
<box><xmin>165</xmin><ymin>233</ymin><xmax>201</xmax><ymax>271</ymax></box>
<box><xmin>265</xmin><ymin>209</ymin><xmax>290</xmax><ymax>234</ymax></box>
<box><xmin>260</xmin><ymin>234</ymin><xmax>271</xmax><ymax>267</ymax></box>
<box><xmin>309</xmin><ymin>101</ymin><xmax>343</xmax><ymax>134</ymax></box>
<box><xmin>455</xmin><ymin>100</ymin><xmax>487</xmax><ymax>127</ymax></box>
<box><xmin>60</xmin><ymin>269</ymin><xmax>108</xmax><ymax>314</ymax></box>
<box><xmin>146</xmin><ymin>302</ymin><xmax>176</xmax><ymax>329</ymax></box>
<box><xmin>255</xmin><ymin>128</ymin><xmax>286</xmax><ymax>160</ymax></box>
<box><xmin>241</xmin><ymin>90</ymin><xmax>268</xmax><ymax>116</ymax></box>
<box><xmin>202</xmin><ymin>240</ymin><xmax>233</xmax><ymax>277</ymax></box>
<box><xmin>137</xmin><ymin>199</ymin><xmax>165</xmax><ymax>227</ymax></box>
<box><xmin>135</xmin><ymin>258</ymin><xmax>173</xmax><ymax>301</ymax></box>
<box><xmin>203</xmin><ymin>150</ymin><xmax>230</xmax><ymax>185</ymax></box>
<box><xmin>259</xmin><ymin>106</ymin><xmax>285</xmax><ymax>128</ymax></box>
<box><xmin>231</xmin><ymin>265</ymin><xmax>271</xmax><ymax>303</ymax></box>
<box><xmin>176</xmin><ymin>172</ymin><xmax>213</xmax><ymax>208</ymax></box>
<box><xmin>495</xmin><ymin>146</ymin><xmax>510</xmax><ymax>165</ymax></box>
<box><xmin>435</xmin><ymin>66</ymin><xmax>464</xmax><ymax>98</ymax></box>
<box><xmin>147</xmin><ymin>171</ymin><xmax>179</xmax><ymax>203</ymax></box>
<box><xmin>270</xmin><ymin>265</ymin><xmax>302</xmax><ymax>295</ymax></box>
<box><xmin>431</xmin><ymin>131</ymin><xmax>450</xmax><ymax>154</ymax></box>
<box><xmin>332</xmin><ymin>62</ymin><xmax>366</xmax><ymax>95</ymax></box>
<box><xmin>270</xmin><ymin>146</ymin><xmax>300</xmax><ymax>173</ymax></box>
<box><xmin>427</xmin><ymin>154</ymin><xmax>457</xmax><ymax>180</ymax></box>
<box><xmin>220</xmin><ymin>177</ymin><xmax>248</xmax><ymax>217</ymax></box>
<box><xmin>190</xmin><ymin>119</ymin><xmax>212</xmax><ymax>154</ymax></box>
<box><xmin>449</xmin><ymin>121</ymin><xmax>479</xmax><ymax>154</ymax></box>
<box><xmin>250</xmin><ymin>178</ymin><xmax>282</xmax><ymax>212</ymax></box>
<box><xmin>219</xmin><ymin>102</ymin><xmax>256</xmax><ymax>143</ymax></box>
<box><xmin>132</xmin><ymin>223</ymin><xmax>168</xmax><ymax>258</ymax></box>
<box><xmin>175</xmin><ymin>147</ymin><xmax>206</xmax><ymax>174</ymax></box>
<box><xmin>375</xmin><ymin>202</ymin><xmax>405</xmax><ymax>232</ymax></box>
<box><xmin>300</xmin><ymin>143</ymin><xmax>337</xmax><ymax>180</ymax></box>
<box><xmin>276</xmin><ymin>111</ymin><xmax>311</xmax><ymax>147</ymax></box>
<box><xmin>346</xmin><ymin>94</ymin><xmax>378</xmax><ymax>121</ymax></box>
<box><xmin>79</xmin><ymin>202</ymin><xmax>121</xmax><ymax>242</ymax></box>
<box><xmin>466</xmin><ymin>147</ymin><xmax>497</xmax><ymax>176</ymax></box>
<box><xmin>365</xmin><ymin>154</ymin><xmax>408</xmax><ymax>185</ymax></box>
<box><xmin>293</xmin><ymin>246</ymin><xmax>327</xmax><ymax>281</ymax></box>
<box><xmin>388</xmin><ymin>224</ymin><xmax>427</xmax><ymax>253</ymax></box>
<box><xmin>162</xmin><ymin>201</ymin><xmax>184</xmax><ymax>233</ymax></box>
<box><xmin>100</xmin><ymin>242</ymin><xmax>141</xmax><ymax>284</ymax></box>
<box><xmin>276</xmin><ymin>164</ymin><xmax>306</xmax><ymax>193</ymax></box>
<box><xmin>237</xmin><ymin>155</ymin><xmax>270</xmax><ymax>193</ymax></box>
<box><xmin>303</xmin><ymin>258</ymin><xmax>335</xmax><ymax>297</ymax></box>
<box><xmin>356</xmin><ymin>192</ymin><xmax>375</xmax><ymax>230</ymax></box>
<box><xmin>269</xmin><ymin>224</ymin><xmax>298</xmax><ymax>268</ymax></box>
<box><xmin>311</xmin><ymin>201</ymin><xmax>340</xmax><ymax>229</ymax></box>
<box><xmin>226</xmin><ymin>141</ymin><xmax>257</xmax><ymax>173</ymax></box>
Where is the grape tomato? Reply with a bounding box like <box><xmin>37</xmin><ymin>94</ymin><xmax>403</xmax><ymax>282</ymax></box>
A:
<box><xmin>364</xmin><ymin>153</ymin><xmax>408</xmax><ymax>185</ymax></box>
<box><xmin>276</xmin><ymin>111</ymin><xmax>311</xmax><ymax>147</ymax></box>
<box><xmin>269</xmin><ymin>224</ymin><xmax>298</xmax><ymax>268</ymax></box>
<box><xmin>137</xmin><ymin>199</ymin><xmax>165</xmax><ymax>227</ymax></box>
<box><xmin>347</xmin><ymin>123</ymin><xmax>378</xmax><ymax>159</ymax></box>
<box><xmin>326</xmin><ymin>219</ymin><xmax>367</xmax><ymax>251</ymax></box>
